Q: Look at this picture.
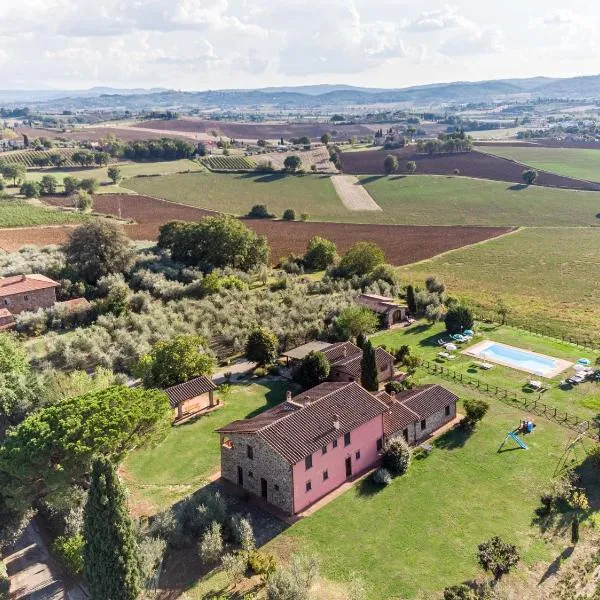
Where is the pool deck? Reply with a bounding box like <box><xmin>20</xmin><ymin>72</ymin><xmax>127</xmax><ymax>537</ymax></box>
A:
<box><xmin>462</xmin><ymin>340</ymin><xmax>573</xmax><ymax>379</ymax></box>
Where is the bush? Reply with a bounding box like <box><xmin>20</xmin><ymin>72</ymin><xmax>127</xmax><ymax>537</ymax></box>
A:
<box><xmin>222</xmin><ymin>551</ymin><xmax>247</xmax><ymax>586</ymax></box>
<box><xmin>74</xmin><ymin>190</ymin><xmax>93</xmax><ymax>212</ymax></box>
<box><xmin>52</xmin><ymin>534</ymin><xmax>85</xmax><ymax>575</ymax></box>
<box><xmin>0</xmin><ymin>561</ymin><xmax>9</xmax><ymax>600</ymax></box>
<box><xmin>253</xmin><ymin>367</ymin><xmax>267</xmax><ymax>378</ymax></box>
<box><xmin>248</xmin><ymin>549</ymin><xmax>277</xmax><ymax>577</ymax></box>
<box><xmin>372</xmin><ymin>467</ymin><xmax>392</xmax><ymax>486</ymax></box>
<box><xmin>266</xmin><ymin>554</ymin><xmax>317</xmax><ymax>600</ymax></box>
<box><xmin>231</xmin><ymin>515</ymin><xmax>255</xmax><ymax>552</ymax></box>
<box><xmin>384</xmin><ymin>380</ymin><xmax>410</xmax><ymax>394</ymax></box>
<box><xmin>443</xmin><ymin>584</ymin><xmax>476</xmax><ymax>600</ymax></box>
<box><xmin>283</xmin><ymin>208</ymin><xmax>296</xmax><ymax>221</ymax></box>
<box><xmin>198</xmin><ymin>521</ymin><xmax>223</xmax><ymax>564</ymax></box>
<box><xmin>462</xmin><ymin>398</ymin><xmax>489</xmax><ymax>428</ymax></box>
<box><xmin>20</xmin><ymin>181</ymin><xmax>41</xmax><ymax>198</ymax></box>
<box><xmin>245</xmin><ymin>327</ymin><xmax>279</xmax><ymax>364</ymax></box>
<box><xmin>303</xmin><ymin>236</ymin><xmax>337</xmax><ymax>271</ymax></box>
<box><xmin>444</xmin><ymin>305</ymin><xmax>474</xmax><ymax>334</ymax></box>
<box><xmin>382</xmin><ymin>438</ymin><xmax>412</xmax><ymax>475</ymax></box>
<box><xmin>248</xmin><ymin>204</ymin><xmax>274</xmax><ymax>219</ymax></box>
<box><xmin>522</xmin><ymin>169</ymin><xmax>538</xmax><ymax>185</ymax></box>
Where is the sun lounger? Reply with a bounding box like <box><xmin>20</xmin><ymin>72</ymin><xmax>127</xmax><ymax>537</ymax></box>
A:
<box><xmin>438</xmin><ymin>352</ymin><xmax>450</xmax><ymax>359</ymax></box>
<box><xmin>475</xmin><ymin>362</ymin><xmax>494</xmax><ymax>370</ymax></box>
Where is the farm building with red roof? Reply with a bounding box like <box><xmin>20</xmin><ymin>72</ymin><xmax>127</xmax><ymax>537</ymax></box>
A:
<box><xmin>217</xmin><ymin>382</ymin><xmax>457</xmax><ymax>515</ymax></box>
<box><xmin>0</xmin><ymin>274</ymin><xmax>60</xmax><ymax>315</ymax></box>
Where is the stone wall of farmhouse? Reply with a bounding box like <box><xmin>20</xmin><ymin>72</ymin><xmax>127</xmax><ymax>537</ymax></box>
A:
<box><xmin>220</xmin><ymin>433</ymin><xmax>294</xmax><ymax>514</ymax></box>
<box><xmin>1</xmin><ymin>287</ymin><xmax>56</xmax><ymax>315</ymax></box>
<box><xmin>414</xmin><ymin>402</ymin><xmax>456</xmax><ymax>442</ymax></box>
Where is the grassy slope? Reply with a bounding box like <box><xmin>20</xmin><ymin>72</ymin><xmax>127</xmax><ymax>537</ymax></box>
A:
<box><xmin>126</xmin><ymin>171</ymin><xmax>343</xmax><ymax>219</ymax></box>
<box><xmin>361</xmin><ymin>174</ymin><xmax>600</xmax><ymax>227</ymax></box>
<box><xmin>372</xmin><ymin>321</ymin><xmax>600</xmax><ymax>421</ymax></box>
<box><xmin>122</xmin><ymin>380</ymin><xmax>289</xmax><ymax>512</ymax></box>
<box><xmin>401</xmin><ymin>227</ymin><xmax>600</xmax><ymax>342</ymax></box>
<box><xmin>273</xmin><ymin>388</ymin><xmax>582</xmax><ymax>599</ymax></box>
<box><xmin>479</xmin><ymin>146</ymin><xmax>600</xmax><ymax>183</ymax></box>
<box><xmin>128</xmin><ymin>171</ymin><xmax>600</xmax><ymax>227</ymax></box>
<box><xmin>0</xmin><ymin>200</ymin><xmax>86</xmax><ymax>227</ymax></box>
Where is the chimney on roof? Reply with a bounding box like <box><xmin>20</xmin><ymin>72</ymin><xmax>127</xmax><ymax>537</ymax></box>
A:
<box><xmin>286</xmin><ymin>390</ymin><xmax>292</xmax><ymax>402</ymax></box>
<box><xmin>390</xmin><ymin>391</ymin><xmax>396</xmax><ymax>399</ymax></box>
<box><xmin>333</xmin><ymin>414</ymin><xmax>340</xmax><ymax>430</ymax></box>
<box><xmin>20</xmin><ymin>274</ymin><xmax>26</xmax><ymax>281</ymax></box>
<box><xmin>342</xmin><ymin>346</ymin><xmax>347</xmax><ymax>358</ymax></box>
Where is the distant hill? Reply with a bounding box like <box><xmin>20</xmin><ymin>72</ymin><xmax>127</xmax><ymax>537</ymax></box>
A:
<box><xmin>6</xmin><ymin>74</ymin><xmax>600</xmax><ymax>110</ymax></box>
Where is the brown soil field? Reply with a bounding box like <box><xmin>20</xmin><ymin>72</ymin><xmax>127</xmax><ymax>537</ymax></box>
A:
<box><xmin>339</xmin><ymin>148</ymin><xmax>600</xmax><ymax>191</ymax></box>
<box><xmin>16</xmin><ymin>126</ymin><xmax>192</xmax><ymax>143</ymax></box>
<box><xmin>133</xmin><ymin>118</ymin><xmax>374</xmax><ymax>141</ymax></box>
<box><xmin>14</xmin><ymin>194</ymin><xmax>513</xmax><ymax>266</ymax></box>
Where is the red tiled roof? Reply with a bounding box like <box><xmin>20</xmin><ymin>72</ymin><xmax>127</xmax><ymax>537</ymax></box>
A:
<box><xmin>322</xmin><ymin>341</ymin><xmax>362</xmax><ymax>364</ymax></box>
<box><xmin>328</xmin><ymin>345</ymin><xmax>395</xmax><ymax>380</ymax></box>
<box><xmin>357</xmin><ymin>293</ymin><xmax>406</xmax><ymax>314</ymax></box>
<box><xmin>217</xmin><ymin>382</ymin><xmax>388</xmax><ymax>464</ymax></box>
<box><xmin>384</xmin><ymin>400</ymin><xmax>421</xmax><ymax>436</ymax></box>
<box><xmin>0</xmin><ymin>308</ymin><xmax>13</xmax><ymax>318</ymax></box>
<box><xmin>395</xmin><ymin>384</ymin><xmax>458</xmax><ymax>421</ymax></box>
<box><xmin>0</xmin><ymin>274</ymin><xmax>59</xmax><ymax>297</ymax></box>
<box><xmin>164</xmin><ymin>375</ymin><xmax>217</xmax><ymax>408</ymax></box>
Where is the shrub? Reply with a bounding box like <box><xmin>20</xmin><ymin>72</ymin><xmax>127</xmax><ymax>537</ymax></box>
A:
<box><xmin>384</xmin><ymin>380</ymin><xmax>411</xmax><ymax>394</ymax></box>
<box><xmin>522</xmin><ymin>169</ymin><xmax>538</xmax><ymax>185</ymax></box>
<box><xmin>245</xmin><ymin>327</ymin><xmax>279</xmax><ymax>364</ymax></box>
<box><xmin>20</xmin><ymin>181</ymin><xmax>41</xmax><ymax>198</ymax></box>
<box><xmin>248</xmin><ymin>204</ymin><xmax>274</xmax><ymax>219</ymax></box>
<box><xmin>303</xmin><ymin>236</ymin><xmax>337</xmax><ymax>271</ymax></box>
<box><xmin>462</xmin><ymin>398</ymin><xmax>489</xmax><ymax>428</ymax></box>
<box><xmin>253</xmin><ymin>367</ymin><xmax>267</xmax><ymax>378</ymax></box>
<box><xmin>477</xmin><ymin>536</ymin><xmax>520</xmax><ymax>581</ymax></box>
<box><xmin>394</xmin><ymin>345</ymin><xmax>411</xmax><ymax>363</ymax></box>
<box><xmin>369</xmin><ymin>263</ymin><xmax>399</xmax><ymax>285</ymax></box>
<box><xmin>52</xmin><ymin>534</ymin><xmax>85</xmax><ymax>575</ymax></box>
<box><xmin>282</xmin><ymin>208</ymin><xmax>296</xmax><ymax>221</ymax></box>
<box><xmin>382</xmin><ymin>438</ymin><xmax>412</xmax><ymax>475</ymax></box>
<box><xmin>248</xmin><ymin>549</ymin><xmax>277</xmax><ymax>577</ymax></box>
<box><xmin>443</xmin><ymin>584</ymin><xmax>476</xmax><ymax>600</ymax></box>
<box><xmin>372</xmin><ymin>467</ymin><xmax>392</xmax><ymax>486</ymax></box>
<box><xmin>444</xmin><ymin>305</ymin><xmax>474</xmax><ymax>334</ymax></box>
<box><xmin>198</xmin><ymin>521</ymin><xmax>224</xmax><ymax>564</ymax></box>
<box><xmin>74</xmin><ymin>190</ymin><xmax>93</xmax><ymax>212</ymax></box>
<box><xmin>0</xmin><ymin>561</ymin><xmax>8</xmax><ymax>600</ymax></box>
<box><xmin>222</xmin><ymin>552</ymin><xmax>247</xmax><ymax>587</ymax></box>
<box><xmin>231</xmin><ymin>515</ymin><xmax>255</xmax><ymax>552</ymax></box>
<box><xmin>300</xmin><ymin>213</ymin><xmax>309</xmax><ymax>221</ymax></box>
<box><xmin>138</xmin><ymin>536</ymin><xmax>166</xmax><ymax>587</ymax></box>
<box><xmin>266</xmin><ymin>554</ymin><xmax>317</xmax><ymax>600</ymax></box>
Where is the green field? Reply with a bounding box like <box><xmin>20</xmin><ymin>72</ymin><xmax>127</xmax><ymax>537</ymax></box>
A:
<box><xmin>401</xmin><ymin>227</ymin><xmax>600</xmax><ymax>343</ymax></box>
<box><xmin>479</xmin><ymin>146</ymin><xmax>600</xmax><ymax>182</ymax></box>
<box><xmin>372</xmin><ymin>321</ymin><xmax>600</xmax><ymax>422</ymax></box>
<box><xmin>23</xmin><ymin>159</ymin><xmax>203</xmax><ymax>194</ymax></box>
<box><xmin>126</xmin><ymin>171</ymin><xmax>600</xmax><ymax>227</ymax></box>
<box><xmin>275</xmin><ymin>386</ymin><xmax>590</xmax><ymax>599</ymax></box>
<box><xmin>123</xmin><ymin>380</ymin><xmax>290</xmax><ymax>512</ymax></box>
<box><xmin>0</xmin><ymin>199</ymin><xmax>86</xmax><ymax>227</ymax></box>
<box><xmin>361</xmin><ymin>175</ymin><xmax>600</xmax><ymax>227</ymax></box>
<box><xmin>126</xmin><ymin>171</ymin><xmax>343</xmax><ymax>219</ymax></box>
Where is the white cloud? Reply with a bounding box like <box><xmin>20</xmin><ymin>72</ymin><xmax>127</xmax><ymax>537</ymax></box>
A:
<box><xmin>440</xmin><ymin>26</ymin><xmax>504</xmax><ymax>56</ymax></box>
<box><xmin>405</xmin><ymin>5</ymin><xmax>470</xmax><ymax>32</ymax></box>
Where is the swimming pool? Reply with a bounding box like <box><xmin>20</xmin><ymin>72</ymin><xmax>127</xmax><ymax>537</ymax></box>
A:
<box><xmin>464</xmin><ymin>340</ymin><xmax>572</xmax><ymax>378</ymax></box>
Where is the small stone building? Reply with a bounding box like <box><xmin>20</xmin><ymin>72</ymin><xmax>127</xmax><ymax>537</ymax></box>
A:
<box><xmin>164</xmin><ymin>375</ymin><xmax>218</xmax><ymax>420</ymax></box>
<box><xmin>357</xmin><ymin>293</ymin><xmax>408</xmax><ymax>329</ymax></box>
<box><xmin>322</xmin><ymin>341</ymin><xmax>396</xmax><ymax>384</ymax></box>
<box><xmin>0</xmin><ymin>274</ymin><xmax>60</xmax><ymax>315</ymax></box>
<box><xmin>0</xmin><ymin>308</ymin><xmax>15</xmax><ymax>330</ymax></box>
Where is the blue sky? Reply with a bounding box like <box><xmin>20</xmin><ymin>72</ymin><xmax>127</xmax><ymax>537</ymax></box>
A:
<box><xmin>0</xmin><ymin>0</ymin><xmax>598</xmax><ymax>90</ymax></box>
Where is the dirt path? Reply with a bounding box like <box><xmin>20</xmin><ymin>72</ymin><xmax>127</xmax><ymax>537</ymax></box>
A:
<box><xmin>331</xmin><ymin>175</ymin><xmax>382</xmax><ymax>211</ymax></box>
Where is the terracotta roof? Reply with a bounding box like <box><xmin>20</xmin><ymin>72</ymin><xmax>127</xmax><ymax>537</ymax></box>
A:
<box><xmin>394</xmin><ymin>385</ymin><xmax>458</xmax><ymax>421</ymax></box>
<box><xmin>216</xmin><ymin>382</ymin><xmax>388</xmax><ymax>464</ymax></box>
<box><xmin>0</xmin><ymin>274</ymin><xmax>59</xmax><ymax>297</ymax></box>
<box><xmin>384</xmin><ymin>399</ymin><xmax>421</xmax><ymax>436</ymax></box>
<box><xmin>0</xmin><ymin>308</ymin><xmax>13</xmax><ymax>318</ymax></box>
<box><xmin>357</xmin><ymin>293</ymin><xmax>406</xmax><ymax>314</ymax></box>
<box><xmin>164</xmin><ymin>376</ymin><xmax>217</xmax><ymax>408</ymax></box>
<box><xmin>321</xmin><ymin>341</ymin><xmax>362</xmax><ymax>364</ymax></box>
<box><xmin>328</xmin><ymin>345</ymin><xmax>395</xmax><ymax>380</ymax></box>
<box><xmin>281</xmin><ymin>341</ymin><xmax>332</xmax><ymax>361</ymax></box>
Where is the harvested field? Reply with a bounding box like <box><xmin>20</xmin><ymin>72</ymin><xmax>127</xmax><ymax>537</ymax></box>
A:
<box><xmin>133</xmin><ymin>118</ymin><xmax>373</xmax><ymax>141</ymax></box>
<box><xmin>15</xmin><ymin>126</ymin><xmax>192</xmax><ymax>143</ymax></box>
<box><xmin>255</xmin><ymin>146</ymin><xmax>337</xmax><ymax>173</ymax></box>
<box><xmin>331</xmin><ymin>175</ymin><xmax>381</xmax><ymax>211</ymax></box>
<box><xmin>340</xmin><ymin>148</ymin><xmax>600</xmax><ymax>191</ymax></box>
<box><xmin>0</xmin><ymin>226</ymin><xmax>78</xmax><ymax>251</ymax></box>
<box><xmin>36</xmin><ymin>194</ymin><xmax>512</xmax><ymax>266</ymax></box>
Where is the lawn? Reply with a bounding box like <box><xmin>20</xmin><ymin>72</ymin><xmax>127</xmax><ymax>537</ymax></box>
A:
<box><xmin>479</xmin><ymin>146</ymin><xmax>600</xmax><ymax>183</ymax></box>
<box><xmin>273</xmin><ymin>387</ymin><xmax>590</xmax><ymax>599</ymax></box>
<box><xmin>0</xmin><ymin>199</ymin><xmax>86</xmax><ymax>227</ymax></box>
<box><xmin>126</xmin><ymin>171</ymin><xmax>344</xmax><ymax>220</ymax></box>
<box><xmin>361</xmin><ymin>174</ymin><xmax>600</xmax><ymax>227</ymax></box>
<box><xmin>122</xmin><ymin>380</ymin><xmax>290</xmax><ymax>513</ymax></box>
<box><xmin>401</xmin><ymin>227</ymin><xmax>600</xmax><ymax>343</ymax></box>
<box><xmin>23</xmin><ymin>159</ymin><xmax>203</xmax><ymax>193</ymax></box>
<box><xmin>372</xmin><ymin>321</ymin><xmax>600</xmax><ymax>422</ymax></box>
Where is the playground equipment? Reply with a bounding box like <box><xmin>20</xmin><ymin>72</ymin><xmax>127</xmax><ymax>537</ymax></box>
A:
<box><xmin>553</xmin><ymin>430</ymin><xmax>589</xmax><ymax>476</ymax></box>
<box><xmin>498</xmin><ymin>430</ymin><xmax>529</xmax><ymax>452</ymax></box>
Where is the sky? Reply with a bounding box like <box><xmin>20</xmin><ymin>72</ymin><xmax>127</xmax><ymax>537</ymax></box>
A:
<box><xmin>0</xmin><ymin>0</ymin><xmax>599</xmax><ymax>91</ymax></box>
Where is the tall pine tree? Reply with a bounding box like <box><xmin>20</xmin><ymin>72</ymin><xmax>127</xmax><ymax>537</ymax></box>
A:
<box><xmin>83</xmin><ymin>457</ymin><xmax>141</xmax><ymax>600</ymax></box>
<box><xmin>360</xmin><ymin>340</ymin><xmax>379</xmax><ymax>392</ymax></box>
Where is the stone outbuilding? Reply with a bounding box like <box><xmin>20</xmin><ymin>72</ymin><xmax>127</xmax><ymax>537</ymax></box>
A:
<box><xmin>0</xmin><ymin>274</ymin><xmax>60</xmax><ymax>315</ymax></box>
<box><xmin>357</xmin><ymin>293</ymin><xmax>408</xmax><ymax>328</ymax></box>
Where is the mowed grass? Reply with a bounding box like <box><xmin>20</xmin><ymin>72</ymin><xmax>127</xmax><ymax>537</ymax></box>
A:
<box><xmin>122</xmin><ymin>380</ymin><xmax>290</xmax><ymax>513</ymax></box>
<box><xmin>361</xmin><ymin>174</ymin><xmax>600</xmax><ymax>226</ymax></box>
<box><xmin>23</xmin><ymin>159</ymin><xmax>203</xmax><ymax>194</ymax></box>
<box><xmin>479</xmin><ymin>146</ymin><xmax>600</xmax><ymax>183</ymax></box>
<box><xmin>273</xmin><ymin>389</ymin><xmax>586</xmax><ymax>599</ymax></box>
<box><xmin>372</xmin><ymin>321</ymin><xmax>600</xmax><ymax>421</ymax></box>
<box><xmin>401</xmin><ymin>227</ymin><xmax>600</xmax><ymax>343</ymax></box>
<box><xmin>0</xmin><ymin>199</ymin><xmax>86</xmax><ymax>227</ymax></box>
<box><xmin>126</xmin><ymin>171</ymin><xmax>344</xmax><ymax>219</ymax></box>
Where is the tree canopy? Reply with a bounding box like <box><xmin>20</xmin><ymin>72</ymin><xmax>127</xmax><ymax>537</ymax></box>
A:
<box><xmin>136</xmin><ymin>335</ymin><xmax>215</xmax><ymax>388</ymax></box>
<box><xmin>64</xmin><ymin>221</ymin><xmax>134</xmax><ymax>284</ymax></box>
<box><xmin>444</xmin><ymin>305</ymin><xmax>474</xmax><ymax>334</ymax></box>
<box><xmin>303</xmin><ymin>236</ymin><xmax>337</xmax><ymax>271</ymax></box>
<box><xmin>360</xmin><ymin>340</ymin><xmax>378</xmax><ymax>392</ymax></box>
<box><xmin>335</xmin><ymin>306</ymin><xmax>379</xmax><ymax>340</ymax></box>
<box><xmin>245</xmin><ymin>327</ymin><xmax>279</xmax><ymax>364</ymax></box>
<box><xmin>338</xmin><ymin>241</ymin><xmax>385</xmax><ymax>276</ymax></box>
<box><xmin>383</xmin><ymin>154</ymin><xmax>399</xmax><ymax>175</ymax></box>
<box><xmin>283</xmin><ymin>155</ymin><xmax>302</xmax><ymax>173</ymax></box>
<box><xmin>158</xmin><ymin>216</ymin><xmax>269</xmax><ymax>271</ymax></box>
<box><xmin>296</xmin><ymin>351</ymin><xmax>330</xmax><ymax>389</ymax></box>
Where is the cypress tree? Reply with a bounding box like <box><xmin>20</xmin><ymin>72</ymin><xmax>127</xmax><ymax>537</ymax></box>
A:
<box><xmin>361</xmin><ymin>340</ymin><xmax>379</xmax><ymax>392</ymax></box>
<box><xmin>83</xmin><ymin>457</ymin><xmax>141</xmax><ymax>600</ymax></box>
<box><xmin>356</xmin><ymin>332</ymin><xmax>366</xmax><ymax>350</ymax></box>
<box><xmin>406</xmin><ymin>285</ymin><xmax>417</xmax><ymax>315</ymax></box>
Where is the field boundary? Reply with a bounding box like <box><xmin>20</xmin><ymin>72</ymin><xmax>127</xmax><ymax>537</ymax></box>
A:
<box><xmin>422</xmin><ymin>359</ymin><xmax>599</xmax><ymax>441</ymax></box>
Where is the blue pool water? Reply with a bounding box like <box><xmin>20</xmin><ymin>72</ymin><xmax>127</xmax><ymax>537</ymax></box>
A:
<box><xmin>478</xmin><ymin>343</ymin><xmax>558</xmax><ymax>376</ymax></box>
